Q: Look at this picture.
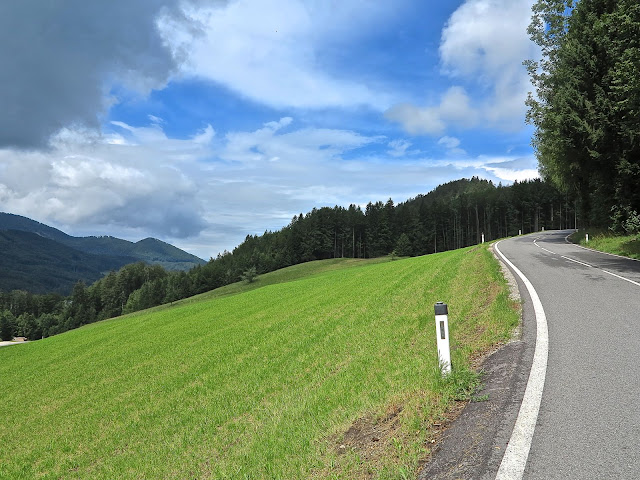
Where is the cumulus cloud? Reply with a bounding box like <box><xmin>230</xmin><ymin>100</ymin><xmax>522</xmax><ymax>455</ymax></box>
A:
<box><xmin>439</xmin><ymin>0</ymin><xmax>537</xmax><ymax>127</ymax></box>
<box><xmin>0</xmin><ymin>123</ymin><xmax>210</xmax><ymax>241</ymax></box>
<box><xmin>387</xmin><ymin>0</ymin><xmax>536</xmax><ymax>135</ymax></box>
<box><xmin>0</xmin><ymin>0</ymin><xmax>210</xmax><ymax>149</ymax></box>
<box><xmin>437</xmin><ymin>135</ymin><xmax>467</xmax><ymax>156</ymax></box>
<box><xmin>0</xmin><ymin>118</ymin><xmax>384</xmax><ymax>258</ymax></box>
<box><xmin>0</xmin><ymin>0</ymin><xmax>541</xmax><ymax>261</ymax></box>
<box><xmin>385</xmin><ymin>103</ymin><xmax>444</xmax><ymax>136</ymax></box>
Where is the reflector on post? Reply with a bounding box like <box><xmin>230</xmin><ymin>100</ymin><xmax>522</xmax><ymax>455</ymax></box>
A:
<box><xmin>434</xmin><ymin>302</ymin><xmax>451</xmax><ymax>375</ymax></box>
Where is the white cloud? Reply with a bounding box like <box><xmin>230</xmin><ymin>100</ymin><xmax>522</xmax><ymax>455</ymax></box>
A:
<box><xmin>160</xmin><ymin>0</ymin><xmax>396</xmax><ymax>110</ymax></box>
<box><xmin>385</xmin><ymin>86</ymin><xmax>477</xmax><ymax>135</ymax></box>
<box><xmin>483</xmin><ymin>166</ymin><xmax>539</xmax><ymax>182</ymax></box>
<box><xmin>385</xmin><ymin>103</ymin><xmax>445</xmax><ymax>135</ymax></box>
<box><xmin>0</xmin><ymin>118</ymin><xmax>384</xmax><ymax>258</ymax></box>
<box><xmin>438</xmin><ymin>136</ymin><xmax>461</xmax><ymax>149</ymax></box>
<box><xmin>440</xmin><ymin>0</ymin><xmax>537</xmax><ymax>128</ymax></box>
<box><xmin>387</xmin><ymin>0</ymin><xmax>537</xmax><ymax>136</ymax></box>
<box><xmin>192</xmin><ymin>125</ymin><xmax>216</xmax><ymax>145</ymax></box>
<box><xmin>433</xmin><ymin>155</ymin><xmax>540</xmax><ymax>183</ymax></box>
<box><xmin>437</xmin><ymin>135</ymin><xmax>467</xmax><ymax>157</ymax></box>
<box><xmin>0</xmin><ymin>125</ymin><xmax>208</xmax><ymax>243</ymax></box>
<box><xmin>481</xmin><ymin>156</ymin><xmax>540</xmax><ymax>181</ymax></box>
<box><xmin>387</xmin><ymin>140</ymin><xmax>412</xmax><ymax>157</ymax></box>
<box><xmin>439</xmin><ymin>86</ymin><xmax>479</xmax><ymax>127</ymax></box>
<box><xmin>440</xmin><ymin>1</ymin><xmax>533</xmax><ymax>78</ymax></box>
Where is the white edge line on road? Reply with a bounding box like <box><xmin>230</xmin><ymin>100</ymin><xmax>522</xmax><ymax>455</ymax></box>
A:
<box><xmin>494</xmin><ymin>240</ymin><xmax>549</xmax><ymax>480</ymax></box>
<box><xmin>560</xmin><ymin>256</ymin><xmax>593</xmax><ymax>268</ymax></box>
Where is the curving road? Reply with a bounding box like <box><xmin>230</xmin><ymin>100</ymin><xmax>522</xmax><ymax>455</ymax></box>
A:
<box><xmin>496</xmin><ymin>230</ymin><xmax>640</xmax><ymax>479</ymax></box>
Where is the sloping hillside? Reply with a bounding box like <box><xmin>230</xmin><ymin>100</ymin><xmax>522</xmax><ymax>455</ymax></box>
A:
<box><xmin>0</xmin><ymin>212</ymin><xmax>72</xmax><ymax>242</ymax></box>
<box><xmin>0</xmin><ymin>246</ymin><xmax>519</xmax><ymax>479</ymax></box>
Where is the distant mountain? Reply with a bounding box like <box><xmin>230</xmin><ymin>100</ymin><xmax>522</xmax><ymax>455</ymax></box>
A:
<box><xmin>0</xmin><ymin>212</ymin><xmax>72</xmax><ymax>243</ymax></box>
<box><xmin>0</xmin><ymin>212</ymin><xmax>207</xmax><ymax>294</ymax></box>
<box><xmin>62</xmin><ymin>235</ymin><xmax>207</xmax><ymax>271</ymax></box>
<box><xmin>0</xmin><ymin>230</ymin><xmax>133</xmax><ymax>294</ymax></box>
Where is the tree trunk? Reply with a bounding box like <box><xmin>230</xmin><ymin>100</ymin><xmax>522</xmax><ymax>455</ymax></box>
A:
<box><xmin>475</xmin><ymin>204</ymin><xmax>480</xmax><ymax>244</ymax></box>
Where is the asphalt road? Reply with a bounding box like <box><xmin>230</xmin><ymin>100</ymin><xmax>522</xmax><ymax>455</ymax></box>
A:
<box><xmin>496</xmin><ymin>230</ymin><xmax>640</xmax><ymax>479</ymax></box>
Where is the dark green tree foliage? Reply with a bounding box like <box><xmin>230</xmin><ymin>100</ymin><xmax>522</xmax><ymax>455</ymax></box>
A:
<box><xmin>0</xmin><ymin>310</ymin><xmax>15</xmax><ymax>341</ymax></box>
<box><xmin>394</xmin><ymin>233</ymin><xmax>413</xmax><ymax>257</ymax></box>
<box><xmin>16</xmin><ymin>313</ymin><xmax>40</xmax><ymax>340</ymax></box>
<box><xmin>528</xmin><ymin>0</ymin><xmax>640</xmax><ymax>227</ymax></box>
<box><xmin>240</xmin><ymin>266</ymin><xmax>258</xmax><ymax>284</ymax></box>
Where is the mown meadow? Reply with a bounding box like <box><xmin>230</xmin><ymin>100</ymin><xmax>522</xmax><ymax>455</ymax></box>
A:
<box><xmin>0</xmin><ymin>245</ymin><xmax>519</xmax><ymax>479</ymax></box>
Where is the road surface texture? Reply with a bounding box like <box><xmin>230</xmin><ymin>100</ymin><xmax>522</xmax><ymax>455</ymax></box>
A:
<box><xmin>498</xmin><ymin>230</ymin><xmax>640</xmax><ymax>479</ymax></box>
<box><xmin>420</xmin><ymin>230</ymin><xmax>640</xmax><ymax>479</ymax></box>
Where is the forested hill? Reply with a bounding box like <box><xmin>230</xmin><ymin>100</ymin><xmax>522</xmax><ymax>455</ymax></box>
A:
<box><xmin>222</xmin><ymin>177</ymin><xmax>575</xmax><ymax>273</ymax></box>
<box><xmin>0</xmin><ymin>213</ymin><xmax>206</xmax><ymax>294</ymax></box>
<box><xmin>0</xmin><ymin>213</ymin><xmax>206</xmax><ymax>272</ymax></box>
<box><xmin>0</xmin><ymin>230</ymin><xmax>133</xmax><ymax>294</ymax></box>
<box><xmin>0</xmin><ymin>212</ymin><xmax>71</xmax><ymax>243</ymax></box>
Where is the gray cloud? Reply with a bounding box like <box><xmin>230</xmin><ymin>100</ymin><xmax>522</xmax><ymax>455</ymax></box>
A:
<box><xmin>0</xmin><ymin>0</ymin><xmax>204</xmax><ymax>149</ymax></box>
<box><xmin>97</xmin><ymin>198</ymin><xmax>208</xmax><ymax>239</ymax></box>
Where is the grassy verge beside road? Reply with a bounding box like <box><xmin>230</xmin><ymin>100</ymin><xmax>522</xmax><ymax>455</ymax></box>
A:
<box><xmin>569</xmin><ymin>230</ymin><xmax>640</xmax><ymax>260</ymax></box>
<box><xmin>0</xmin><ymin>245</ymin><xmax>519</xmax><ymax>479</ymax></box>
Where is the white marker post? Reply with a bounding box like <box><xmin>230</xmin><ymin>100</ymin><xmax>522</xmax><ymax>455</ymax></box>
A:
<box><xmin>519</xmin><ymin>229</ymin><xmax>522</xmax><ymax>236</ymax></box>
<box><xmin>434</xmin><ymin>302</ymin><xmax>451</xmax><ymax>375</ymax></box>
<box><xmin>586</xmin><ymin>233</ymin><xmax>589</xmax><ymax>243</ymax></box>
<box><xmin>481</xmin><ymin>233</ymin><xmax>485</xmax><ymax>243</ymax></box>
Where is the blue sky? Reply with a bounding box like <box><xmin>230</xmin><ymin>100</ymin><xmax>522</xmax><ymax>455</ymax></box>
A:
<box><xmin>0</xmin><ymin>0</ymin><xmax>539</xmax><ymax>260</ymax></box>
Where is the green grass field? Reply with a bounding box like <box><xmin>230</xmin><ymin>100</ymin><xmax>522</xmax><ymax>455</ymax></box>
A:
<box><xmin>0</xmin><ymin>246</ymin><xmax>519</xmax><ymax>479</ymax></box>
<box><xmin>570</xmin><ymin>230</ymin><xmax>640</xmax><ymax>260</ymax></box>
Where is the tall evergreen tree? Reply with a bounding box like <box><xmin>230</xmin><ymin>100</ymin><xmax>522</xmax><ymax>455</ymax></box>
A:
<box><xmin>528</xmin><ymin>0</ymin><xmax>640</xmax><ymax>227</ymax></box>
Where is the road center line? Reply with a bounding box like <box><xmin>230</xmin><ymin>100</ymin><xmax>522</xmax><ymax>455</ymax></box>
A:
<box><xmin>494</xmin><ymin>241</ymin><xmax>549</xmax><ymax>480</ymax></box>
<box><xmin>561</xmin><ymin>256</ymin><xmax>593</xmax><ymax>268</ymax></box>
<box><xmin>601</xmin><ymin>269</ymin><xmax>640</xmax><ymax>287</ymax></box>
<box><xmin>533</xmin><ymin>239</ymin><xmax>555</xmax><ymax>255</ymax></box>
<box><xmin>556</xmin><ymin>241</ymin><xmax>640</xmax><ymax>287</ymax></box>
